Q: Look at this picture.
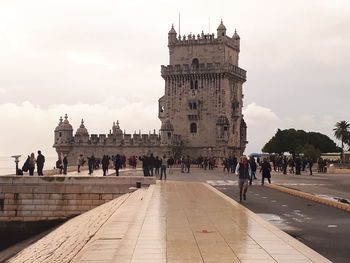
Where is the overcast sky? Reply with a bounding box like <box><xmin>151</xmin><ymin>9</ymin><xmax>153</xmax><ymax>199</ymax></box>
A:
<box><xmin>0</xmin><ymin>0</ymin><xmax>349</xmax><ymax>157</ymax></box>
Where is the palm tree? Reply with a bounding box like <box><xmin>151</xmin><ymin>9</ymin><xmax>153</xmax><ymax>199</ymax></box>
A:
<box><xmin>333</xmin><ymin>121</ymin><xmax>350</xmax><ymax>161</ymax></box>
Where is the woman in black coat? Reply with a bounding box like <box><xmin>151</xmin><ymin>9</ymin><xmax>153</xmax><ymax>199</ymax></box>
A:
<box><xmin>260</xmin><ymin>158</ymin><xmax>272</xmax><ymax>185</ymax></box>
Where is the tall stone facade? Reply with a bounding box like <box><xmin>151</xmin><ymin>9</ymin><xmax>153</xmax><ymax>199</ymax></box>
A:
<box><xmin>53</xmin><ymin>21</ymin><xmax>247</xmax><ymax>163</ymax></box>
<box><xmin>159</xmin><ymin>21</ymin><xmax>247</xmax><ymax>158</ymax></box>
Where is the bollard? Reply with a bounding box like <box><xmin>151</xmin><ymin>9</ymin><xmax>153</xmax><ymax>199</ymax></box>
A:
<box><xmin>136</xmin><ymin>181</ymin><xmax>141</xmax><ymax>188</ymax></box>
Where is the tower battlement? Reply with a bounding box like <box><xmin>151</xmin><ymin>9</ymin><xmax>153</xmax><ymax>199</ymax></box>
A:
<box><xmin>167</xmin><ymin>21</ymin><xmax>241</xmax><ymax>66</ymax></box>
<box><xmin>161</xmin><ymin>62</ymin><xmax>246</xmax><ymax>81</ymax></box>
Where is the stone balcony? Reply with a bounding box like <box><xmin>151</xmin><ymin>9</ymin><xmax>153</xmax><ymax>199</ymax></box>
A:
<box><xmin>161</xmin><ymin>62</ymin><xmax>246</xmax><ymax>81</ymax></box>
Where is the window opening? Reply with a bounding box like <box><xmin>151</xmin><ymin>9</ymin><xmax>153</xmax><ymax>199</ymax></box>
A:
<box><xmin>190</xmin><ymin>123</ymin><xmax>197</xmax><ymax>133</ymax></box>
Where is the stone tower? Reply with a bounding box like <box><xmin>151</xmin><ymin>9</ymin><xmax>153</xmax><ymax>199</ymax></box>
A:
<box><xmin>54</xmin><ymin>114</ymin><xmax>73</xmax><ymax>157</ymax></box>
<box><xmin>159</xmin><ymin>21</ymin><xmax>247</xmax><ymax>158</ymax></box>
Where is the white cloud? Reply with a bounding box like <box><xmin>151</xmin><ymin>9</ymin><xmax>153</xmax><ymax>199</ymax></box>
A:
<box><xmin>0</xmin><ymin>88</ymin><xmax>7</xmax><ymax>94</ymax></box>
<box><xmin>243</xmin><ymin>102</ymin><xmax>279</xmax><ymax>125</ymax></box>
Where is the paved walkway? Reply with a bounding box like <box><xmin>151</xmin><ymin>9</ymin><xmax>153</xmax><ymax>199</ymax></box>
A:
<box><xmin>72</xmin><ymin>181</ymin><xmax>330</xmax><ymax>263</ymax></box>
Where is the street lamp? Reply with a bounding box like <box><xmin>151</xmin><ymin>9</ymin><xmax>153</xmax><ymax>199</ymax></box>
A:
<box><xmin>11</xmin><ymin>155</ymin><xmax>21</xmax><ymax>175</ymax></box>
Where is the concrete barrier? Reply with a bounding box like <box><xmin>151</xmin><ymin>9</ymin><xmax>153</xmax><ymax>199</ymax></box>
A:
<box><xmin>0</xmin><ymin>176</ymin><xmax>156</xmax><ymax>222</ymax></box>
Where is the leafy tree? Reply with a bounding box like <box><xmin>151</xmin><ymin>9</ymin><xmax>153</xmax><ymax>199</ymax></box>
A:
<box><xmin>296</xmin><ymin>144</ymin><xmax>321</xmax><ymax>162</ymax></box>
<box><xmin>262</xmin><ymin>128</ymin><xmax>340</xmax><ymax>154</ymax></box>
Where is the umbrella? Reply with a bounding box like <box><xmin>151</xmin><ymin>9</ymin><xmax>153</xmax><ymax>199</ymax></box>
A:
<box><xmin>249</xmin><ymin>153</ymin><xmax>262</xmax><ymax>157</ymax></box>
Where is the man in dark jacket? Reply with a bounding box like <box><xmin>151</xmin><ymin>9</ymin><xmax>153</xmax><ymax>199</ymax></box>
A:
<box><xmin>63</xmin><ymin>155</ymin><xmax>68</xmax><ymax>175</ymax></box>
<box><xmin>36</xmin><ymin>150</ymin><xmax>45</xmax><ymax>176</ymax></box>
<box><xmin>249</xmin><ymin>156</ymin><xmax>257</xmax><ymax>185</ymax></box>
<box><xmin>114</xmin><ymin>154</ymin><xmax>122</xmax><ymax>176</ymax></box>
<box><xmin>102</xmin><ymin>155</ymin><xmax>110</xmax><ymax>176</ymax></box>
<box><xmin>260</xmin><ymin>158</ymin><xmax>271</xmax><ymax>185</ymax></box>
<box><xmin>88</xmin><ymin>155</ymin><xmax>96</xmax><ymax>175</ymax></box>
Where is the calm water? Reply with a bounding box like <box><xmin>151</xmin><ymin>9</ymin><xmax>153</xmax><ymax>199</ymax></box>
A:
<box><xmin>0</xmin><ymin>156</ymin><xmax>57</xmax><ymax>175</ymax></box>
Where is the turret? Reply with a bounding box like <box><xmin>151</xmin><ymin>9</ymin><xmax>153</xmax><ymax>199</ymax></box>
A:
<box><xmin>217</xmin><ymin>19</ymin><xmax>226</xmax><ymax>38</ymax></box>
<box><xmin>168</xmin><ymin>24</ymin><xmax>177</xmax><ymax>46</ymax></box>
<box><xmin>112</xmin><ymin>120</ymin><xmax>123</xmax><ymax>141</ymax></box>
<box><xmin>160</xmin><ymin>120</ymin><xmax>174</xmax><ymax>146</ymax></box>
<box><xmin>233</xmin><ymin>28</ymin><xmax>240</xmax><ymax>50</ymax></box>
<box><xmin>54</xmin><ymin>114</ymin><xmax>73</xmax><ymax>145</ymax></box>
<box><xmin>74</xmin><ymin>119</ymin><xmax>89</xmax><ymax>143</ymax></box>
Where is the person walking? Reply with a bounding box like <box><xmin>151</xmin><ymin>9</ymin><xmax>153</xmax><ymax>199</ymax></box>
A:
<box><xmin>308</xmin><ymin>158</ymin><xmax>314</xmax><ymax>175</ymax></box>
<box><xmin>295</xmin><ymin>155</ymin><xmax>301</xmax><ymax>175</ymax></box>
<box><xmin>114</xmin><ymin>154</ymin><xmax>122</xmax><ymax>176</ymax></box>
<box><xmin>160</xmin><ymin>155</ymin><xmax>167</xmax><ymax>180</ymax></box>
<box><xmin>260</xmin><ymin>158</ymin><xmax>272</xmax><ymax>185</ymax></box>
<box><xmin>88</xmin><ymin>155</ymin><xmax>96</xmax><ymax>175</ymax></box>
<box><xmin>102</xmin><ymin>155</ymin><xmax>110</xmax><ymax>176</ymax></box>
<box><xmin>249</xmin><ymin>156</ymin><xmax>257</xmax><ymax>185</ymax></box>
<box><xmin>223</xmin><ymin>158</ymin><xmax>230</xmax><ymax>173</ymax></box>
<box><xmin>149</xmin><ymin>153</ymin><xmax>155</xmax><ymax>176</ymax></box>
<box><xmin>36</xmin><ymin>150</ymin><xmax>45</xmax><ymax>176</ymax></box>
<box><xmin>56</xmin><ymin>158</ymin><xmax>63</xmax><ymax>174</ymax></box>
<box><xmin>155</xmin><ymin>156</ymin><xmax>160</xmax><ymax>176</ymax></box>
<box><xmin>235</xmin><ymin>156</ymin><xmax>251</xmax><ymax>202</ymax></box>
<box><xmin>77</xmin><ymin>154</ymin><xmax>84</xmax><ymax>173</ymax></box>
<box><xmin>63</xmin><ymin>154</ymin><xmax>68</xmax><ymax>175</ymax></box>
<box><xmin>185</xmin><ymin>155</ymin><xmax>191</xmax><ymax>173</ymax></box>
<box><xmin>180</xmin><ymin>156</ymin><xmax>185</xmax><ymax>173</ymax></box>
<box><xmin>28</xmin><ymin>153</ymin><xmax>36</xmax><ymax>176</ymax></box>
<box><xmin>282</xmin><ymin>156</ymin><xmax>288</xmax><ymax>175</ymax></box>
<box><xmin>167</xmin><ymin>156</ymin><xmax>174</xmax><ymax>174</ymax></box>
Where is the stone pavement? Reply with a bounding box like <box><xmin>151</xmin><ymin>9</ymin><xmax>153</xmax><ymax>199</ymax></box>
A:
<box><xmin>11</xmin><ymin>180</ymin><xmax>331</xmax><ymax>263</ymax></box>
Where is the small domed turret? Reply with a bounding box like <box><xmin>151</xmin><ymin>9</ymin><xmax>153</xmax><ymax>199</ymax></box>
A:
<box><xmin>76</xmin><ymin>119</ymin><xmax>89</xmax><ymax>136</ymax></box>
<box><xmin>217</xmin><ymin>19</ymin><xmax>227</xmax><ymax>37</ymax></box>
<box><xmin>54</xmin><ymin>114</ymin><xmax>73</xmax><ymax>145</ymax></box>
<box><xmin>55</xmin><ymin>116</ymin><xmax>64</xmax><ymax>132</ymax></box>
<box><xmin>168</xmin><ymin>24</ymin><xmax>177</xmax><ymax>45</ymax></box>
<box><xmin>168</xmin><ymin>24</ymin><xmax>176</xmax><ymax>34</ymax></box>
<box><xmin>233</xmin><ymin>28</ymin><xmax>240</xmax><ymax>40</ymax></box>
<box><xmin>112</xmin><ymin>120</ymin><xmax>123</xmax><ymax>135</ymax></box>
<box><xmin>61</xmin><ymin>114</ymin><xmax>73</xmax><ymax>130</ymax></box>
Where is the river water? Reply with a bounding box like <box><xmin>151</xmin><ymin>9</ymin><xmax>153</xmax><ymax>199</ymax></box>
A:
<box><xmin>0</xmin><ymin>156</ymin><xmax>57</xmax><ymax>175</ymax></box>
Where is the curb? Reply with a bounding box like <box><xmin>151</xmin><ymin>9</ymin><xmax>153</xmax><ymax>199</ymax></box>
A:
<box><xmin>266</xmin><ymin>183</ymin><xmax>350</xmax><ymax>212</ymax></box>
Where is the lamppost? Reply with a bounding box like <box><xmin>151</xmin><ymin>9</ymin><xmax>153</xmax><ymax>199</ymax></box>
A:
<box><xmin>11</xmin><ymin>155</ymin><xmax>21</xmax><ymax>175</ymax></box>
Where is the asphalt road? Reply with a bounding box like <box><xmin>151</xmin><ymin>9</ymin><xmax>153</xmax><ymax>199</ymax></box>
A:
<box><xmin>213</xmin><ymin>180</ymin><xmax>350</xmax><ymax>263</ymax></box>
<box><xmin>167</xmin><ymin>169</ymin><xmax>350</xmax><ymax>263</ymax></box>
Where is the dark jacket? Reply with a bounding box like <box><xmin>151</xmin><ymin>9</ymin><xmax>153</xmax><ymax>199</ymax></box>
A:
<box><xmin>260</xmin><ymin>161</ymin><xmax>271</xmax><ymax>178</ymax></box>
<box><xmin>36</xmin><ymin>154</ymin><xmax>45</xmax><ymax>167</ymax></box>
<box><xmin>102</xmin><ymin>156</ymin><xmax>110</xmax><ymax>168</ymax></box>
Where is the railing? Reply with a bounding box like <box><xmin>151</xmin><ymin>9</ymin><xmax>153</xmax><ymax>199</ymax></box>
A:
<box><xmin>161</xmin><ymin>62</ymin><xmax>246</xmax><ymax>80</ymax></box>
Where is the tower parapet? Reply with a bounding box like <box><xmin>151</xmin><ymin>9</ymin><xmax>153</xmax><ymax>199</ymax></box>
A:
<box><xmin>161</xmin><ymin>62</ymin><xmax>246</xmax><ymax>81</ymax></box>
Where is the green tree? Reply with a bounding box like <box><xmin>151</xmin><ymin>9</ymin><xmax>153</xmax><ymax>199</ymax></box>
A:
<box><xmin>296</xmin><ymin>144</ymin><xmax>321</xmax><ymax>162</ymax></box>
<box><xmin>333</xmin><ymin>121</ymin><xmax>350</xmax><ymax>156</ymax></box>
<box><xmin>262</xmin><ymin>128</ymin><xmax>340</xmax><ymax>154</ymax></box>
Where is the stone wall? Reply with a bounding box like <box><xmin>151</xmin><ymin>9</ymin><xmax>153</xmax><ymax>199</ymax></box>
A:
<box><xmin>0</xmin><ymin>176</ymin><xmax>155</xmax><ymax>222</ymax></box>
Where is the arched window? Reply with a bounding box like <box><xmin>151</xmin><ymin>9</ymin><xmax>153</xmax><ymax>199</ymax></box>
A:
<box><xmin>190</xmin><ymin>123</ymin><xmax>197</xmax><ymax>133</ymax></box>
<box><xmin>192</xmin><ymin>58</ymin><xmax>199</xmax><ymax>69</ymax></box>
